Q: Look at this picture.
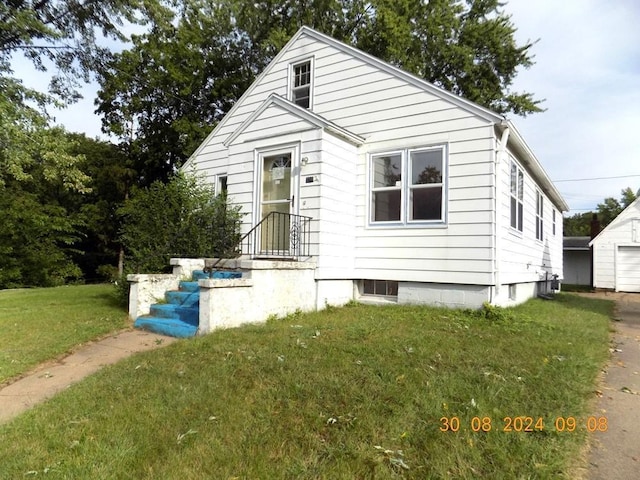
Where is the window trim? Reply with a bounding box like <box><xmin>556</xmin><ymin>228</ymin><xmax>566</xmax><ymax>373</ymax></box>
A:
<box><xmin>368</xmin><ymin>145</ymin><xmax>448</xmax><ymax>227</ymax></box>
<box><xmin>552</xmin><ymin>209</ymin><xmax>556</xmax><ymax>236</ymax></box>
<box><xmin>535</xmin><ymin>190</ymin><xmax>544</xmax><ymax>241</ymax></box>
<box><xmin>510</xmin><ymin>161</ymin><xmax>524</xmax><ymax>233</ymax></box>
<box><xmin>216</xmin><ymin>174</ymin><xmax>228</xmax><ymax>196</ymax></box>
<box><xmin>289</xmin><ymin>57</ymin><xmax>314</xmax><ymax>109</ymax></box>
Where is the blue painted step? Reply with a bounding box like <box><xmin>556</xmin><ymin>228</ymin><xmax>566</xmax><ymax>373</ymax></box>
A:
<box><xmin>134</xmin><ymin>271</ymin><xmax>243</xmax><ymax>338</ymax></box>
<box><xmin>179</xmin><ymin>281</ymin><xmax>199</xmax><ymax>292</ymax></box>
<box><xmin>192</xmin><ymin>270</ymin><xmax>242</xmax><ymax>280</ymax></box>
<box><xmin>134</xmin><ymin>279</ymin><xmax>202</xmax><ymax>338</ymax></box>
<box><xmin>150</xmin><ymin>304</ymin><xmax>199</xmax><ymax>326</ymax></box>
<box><xmin>134</xmin><ymin>317</ymin><xmax>197</xmax><ymax>338</ymax></box>
<box><xmin>166</xmin><ymin>290</ymin><xmax>199</xmax><ymax>307</ymax></box>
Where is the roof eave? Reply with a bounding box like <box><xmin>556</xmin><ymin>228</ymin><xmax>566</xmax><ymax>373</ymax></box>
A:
<box><xmin>499</xmin><ymin>121</ymin><xmax>570</xmax><ymax>212</ymax></box>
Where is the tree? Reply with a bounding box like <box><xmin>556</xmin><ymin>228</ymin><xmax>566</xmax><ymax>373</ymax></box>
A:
<box><xmin>563</xmin><ymin>187</ymin><xmax>639</xmax><ymax>235</ymax></box>
<box><xmin>0</xmin><ymin>0</ymin><xmax>174</xmax><ymax>102</ymax></box>
<box><xmin>97</xmin><ymin>0</ymin><xmax>255</xmax><ymax>184</ymax></box>
<box><xmin>96</xmin><ymin>0</ymin><xmax>541</xmax><ymax>183</ymax></box>
<box><xmin>563</xmin><ymin>211</ymin><xmax>593</xmax><ymax>236</ymax></box>
<box><xmin>64</xmin><ymin>134</ymin><xmax>137</xmax><ymax>281</ymax></box>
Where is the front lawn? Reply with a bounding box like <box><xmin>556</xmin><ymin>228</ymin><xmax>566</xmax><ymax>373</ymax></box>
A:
<box><xmin>0</xmin><ymin>285</ymin><xmax>128</xmax><ymax>385</ymax></box>
<box><xmin>0</xmin><ymin>295</ymin><xmax>611</xmax><ymax>478</ymax></box>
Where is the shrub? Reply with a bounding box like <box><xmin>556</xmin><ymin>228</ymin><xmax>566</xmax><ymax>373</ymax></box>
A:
<box><xmin>118</xmin><ymin>173</ymin><xmax>243</xmax><ymax>275</ymax></box>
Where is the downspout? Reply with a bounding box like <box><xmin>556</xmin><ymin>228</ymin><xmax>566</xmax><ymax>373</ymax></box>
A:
<box><xmin>493</xmin><ymin>123</ymin><xmax>510</xmax><ymax>303</ymax></box>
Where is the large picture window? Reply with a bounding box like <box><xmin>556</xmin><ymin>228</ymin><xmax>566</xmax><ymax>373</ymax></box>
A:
<box><xmin>510</xmin><ymin>161</ymin><xmax>524</xmax><ymax>232</ymax></box>
<box><xmin>370</xmin><ymin>146</ymin><xmax>446</xmax><ymax>225</ymax></box>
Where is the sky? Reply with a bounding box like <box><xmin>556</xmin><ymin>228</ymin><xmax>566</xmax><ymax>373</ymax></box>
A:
<box><xmin>10</xmin><ymin>0</ymin><xmax>640</xmax><ymax>215</ymax></box>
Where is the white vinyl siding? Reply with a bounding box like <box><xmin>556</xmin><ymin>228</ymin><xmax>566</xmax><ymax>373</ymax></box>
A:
<box><xmin>185</xmin><ymin>30</ymin><xmax>565</xmax><ymax>288</ymax></box>
<box><xmin>499</xmin><ymin>151</ymin><xmax>563</xmax><ymax>286</ymax></box>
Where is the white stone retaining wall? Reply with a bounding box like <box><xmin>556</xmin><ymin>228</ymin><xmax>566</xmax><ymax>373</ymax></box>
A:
<box><xmin>127</xmin><ymin>274</ymin><xmax>180</xmax><ymax>319</ymax></box>
<box><xmin>198</xmin><ymin>260</ymin><xmax>317</xmax><ymax>333</ymax></box>
<box><xmin>127</xmin><ymin>258</ymin><xmax>207</xmax><ymax>319</ymax></box>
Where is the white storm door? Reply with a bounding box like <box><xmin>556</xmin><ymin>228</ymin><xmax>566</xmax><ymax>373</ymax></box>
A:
<box><xmin>260</xmin><ymin>151</ymin><xmax>295</xmax><ymax>253</ymax></box>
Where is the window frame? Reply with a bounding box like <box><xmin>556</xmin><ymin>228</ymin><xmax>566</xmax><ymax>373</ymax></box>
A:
<box><xmin>510</xmin><ymin>161</ymin><xmax>524</xmax><ymax>233</ymax></box>
<box><xmin>362</xmin><ymin>279</ymin><xmax>399</xmax><ymax>297</ymax></box>
<box><xmin>216</xmin><ymin>174</ymin><xmax>228</xmax><ymax>196</ymax></box>
<box><xmin>552</xmin><ymin>209</ymin><xmax>556</xmax><ymax>236</ymax></box>
<box><xmin>370</xmin><ymin>151</ymin><xmax>403</xmax><ymax>223</ymax></box>
<box><xmin>368</xmin><ymin>145</ymin><xmax>447</xmax><ymax>227</ymax></box>
<box><xmin>289</xmin><ymin>57</ymin><xmax>314</xmax><ymax>109</ymax></box>
<box><xmin>535</xmin><ymin>190</ymin><xmax>544</xmax><ymax>241</ymax></box>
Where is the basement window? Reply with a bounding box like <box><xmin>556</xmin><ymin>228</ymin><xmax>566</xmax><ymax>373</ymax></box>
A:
<box><xmin>363</xmin><ymin>280</ymin><xmax>398</xmax><ymax>296</ymax></box>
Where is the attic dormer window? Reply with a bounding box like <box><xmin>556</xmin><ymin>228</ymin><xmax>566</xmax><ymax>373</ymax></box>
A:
<box><xmin>291</xmin><ymin>60</ymin><xmax>312</xmax><ymax>108</ymax></box>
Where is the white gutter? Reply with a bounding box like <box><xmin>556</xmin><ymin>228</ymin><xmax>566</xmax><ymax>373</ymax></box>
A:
<box><xmin>494</xmin><ymin>124</ymin><xmax>510</xmax><ymax>301</ymax></box>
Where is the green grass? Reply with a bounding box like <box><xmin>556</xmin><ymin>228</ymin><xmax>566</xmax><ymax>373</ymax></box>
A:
<box><xmin>0</xmin><ymin>285</ymin><xmax>128</xmax><ymax>384</ymax></box>
<box><xmin>561</xmin><ymin>284</ymin><xmax>594</xmax><ymax>293</ymax></box>
<box><xmin>0</xmin><ymin>294</ymin><xmax>612</xmax><ymax>479</ymax></box>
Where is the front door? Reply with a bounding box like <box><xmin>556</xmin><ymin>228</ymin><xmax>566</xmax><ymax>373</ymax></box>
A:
<box><xmin>260</xmin><ymin>151</ymin><xmax>295</xmax><ymax>254</ymax></box>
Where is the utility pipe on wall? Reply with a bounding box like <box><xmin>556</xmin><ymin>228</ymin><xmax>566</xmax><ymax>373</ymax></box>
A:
<box><xmin>494</xmin><ymin>124</ymin><xmax>510</xmax><ymax>302</ymax></box>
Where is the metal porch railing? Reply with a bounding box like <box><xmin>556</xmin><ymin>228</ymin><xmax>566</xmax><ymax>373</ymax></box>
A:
<box><xmin>239</xmin><ymin>211</ymin><xmax>312</xmax><ymax>260</ymax></box>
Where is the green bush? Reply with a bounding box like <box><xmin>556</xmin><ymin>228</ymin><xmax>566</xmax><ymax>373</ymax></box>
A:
<box><xmin>116</xmin><ymin>173</ymin><xmax>242</xmax><ymax>304</ymax></box>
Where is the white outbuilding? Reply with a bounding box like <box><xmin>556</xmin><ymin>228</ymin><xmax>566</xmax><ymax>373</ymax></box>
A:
<box><xmin>590</xmin><ymin>198</ymin><xmax>640</xmax><ymax>292</ymax></box>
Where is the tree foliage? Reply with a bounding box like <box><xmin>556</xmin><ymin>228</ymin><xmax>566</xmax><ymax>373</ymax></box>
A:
<box><xmin>97</xmin><ymin>0</ymin><xmax>541</xmax><ymax>184</ymax></box>
<box><xmin>563</xmin><ymin>187</ymin><xmax>639</xmax><ymax>236</ymax></box>
<box><xmin>97</xmin><ymin>0</ymin><xmax>256</xmax><ymax>184</ymax></box>
<box><xmin>0</xmin><ymin>0</ymin><xmax>175</xmax><ymax>101</ymax></box>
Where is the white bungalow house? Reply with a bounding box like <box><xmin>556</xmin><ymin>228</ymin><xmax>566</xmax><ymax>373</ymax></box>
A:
<box><xmin>590</xmin><ymin>198</ymin><xmax>640</xmax><ymax>292</ymax></box>
<box><xmin>182</xmin><ymin>26</ymin><xmax>568</xmax><ymax>310</ymax></box>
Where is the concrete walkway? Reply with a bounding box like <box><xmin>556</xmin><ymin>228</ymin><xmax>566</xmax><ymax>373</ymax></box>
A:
<box><xmin>0</xmin><ymin>329</ymin><xmax>177</xmax><ymax>425</ymax></box>
<box><xmin>583</xmin><ymin>292</ymin><xmax>640</xmax><ymax>479</ymax></box>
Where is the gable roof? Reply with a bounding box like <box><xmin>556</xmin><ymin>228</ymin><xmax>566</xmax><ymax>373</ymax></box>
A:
<box><xmin>183</xmin><ymin>26</ymin><xmax>568</xmax><ymax>212</ymax></box>
<box><xmin>182</xmin><ymin>25</ymin><xmax>503</xmax><ymax>169</ymax></box>
<box><xmin>224</xmin><ymin>93</ymin><xmax>365</xmax><ymax>147</ymax></box>
<box><xmin>589</xmin><ymin>197</ymin><xmax>640</xmax><ymax>246</ymax></box>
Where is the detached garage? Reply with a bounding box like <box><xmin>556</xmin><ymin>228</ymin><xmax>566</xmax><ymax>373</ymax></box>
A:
<box><xmin>590</xmin><ymin>198</ymin><xmax>640</xmax><ymax>292</ymax></box>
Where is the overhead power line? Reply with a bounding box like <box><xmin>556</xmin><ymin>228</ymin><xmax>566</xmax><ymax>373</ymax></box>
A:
<box><xmin>553</xmin><ymin>174</ymin><xmax>640</xmax><ymax>183</ymax></box>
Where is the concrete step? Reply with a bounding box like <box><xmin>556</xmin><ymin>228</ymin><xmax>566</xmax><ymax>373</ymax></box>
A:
<box><xmin>192</xmin><ymin>270</ymin><xmax>242</xmax><ymax>280</ymax></box>
<box><xmin>179</xmin><ymin>281</ymin><xmax>200</xmax><ymax>292</ymax></box>
<box><xmin>165</xmin><ymin>290</ymin><xmax>199</xmax><ymax>307</ymax></box>
<box><xmin>192</xmin><ymin>270</ymin><xmax>209</xmax><ymax>280</ymax></box>
<box><xmin>134</xmin><ymin>316</ymin><xmax>197</xmax><ymax>338</ymax></box>
<box><xmin>149</xmin><ymin>304</ymin><xmax>199</xmax><ymax>326</ymax></box>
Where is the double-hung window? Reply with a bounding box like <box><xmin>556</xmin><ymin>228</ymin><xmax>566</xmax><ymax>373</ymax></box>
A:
<box><xmin>370</xmin><ymin>146</ymin><xmax>446</xmax><ymax>225</ymax></box>
<box><xmin>291</xmin><ymin>60</ymin><xmax>312</xmax><ymax>108</ymax></box>
<box><xmin>371</xmin><ymin>152</ymin><xmax>402</xmax><ymax>221</ymax></box>
<box><xmin>536</xmin><ymin>191</ymin><xmax>544</xmax><ymax>241</ymax></box>
<box><xmin>510</xmin><ymin>161</ymin><xmax>524</xmax><ymax>232</ymax></box>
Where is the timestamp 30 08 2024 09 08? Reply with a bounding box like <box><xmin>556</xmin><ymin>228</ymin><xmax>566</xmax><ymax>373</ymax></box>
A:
<box><xmin>439</xmin><ymin>415</ymin><xmax>608</xmax><ymax>433</ymax></box>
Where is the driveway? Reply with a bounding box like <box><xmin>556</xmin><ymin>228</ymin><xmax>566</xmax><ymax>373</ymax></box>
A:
<box><xmin>582</xmin><ymin>292</ymin><xmax>640</xmax><ymax>479</ymax></box>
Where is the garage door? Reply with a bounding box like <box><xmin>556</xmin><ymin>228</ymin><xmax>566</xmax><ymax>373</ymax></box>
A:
<box><xmin>617</xmin><ymin>246</ymin><xmax>640</xmax><ymax>293</ymax></box>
